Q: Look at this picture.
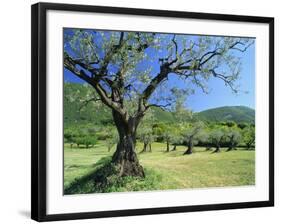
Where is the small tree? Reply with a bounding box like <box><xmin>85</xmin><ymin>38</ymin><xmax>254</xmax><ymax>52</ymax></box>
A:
<box><xmin>243</xmin><ymin>126</ymin><xmax>255</xmax><ymax>150</ymax></box>
<box><xmin>139</xmin><ymin>128</ymin><xmax>154</xmax><ymax>153</ymax></box>
<box><xmin>64</xmin><ymin>128</ymin><xmax>79</xmax><ymax>148</ymax></box>
<box><xmin>105</xmin><ymin>130</ymin><xmax>118</xmax><ymax>152</ymax></box>
<box><xmin>210</xmin><ymin>128</ymin><xmax>226</xmax><ymax>153</ymax></box>
<box><xmin>171</xmin><ymin>134</ymin><xmax>183</xmax><ymax>151</ymax></box>
<box><xmin>75</xmin><ymin>135</ymin><xmax>97</xmax><ymax>148</ymax></box>
<box><xmin>137</xmin><ymin>110</ymin><xmax>155</xmax><ymax>153</ymax></box>
<box><xmin>197</xmin><ymin>130</ymin><xmax>211</xmax><ymax>151</ymax></box>
<box><xmin>162</xmin><ymin>131</ymin><xmax>172</xmax><ymax>152</ymax></box>
<box><xmin>226</xmin><ymin>128</ymin><xmax>241</xmax><ymax>151</ymax></box>
<box><xmin>172</xmin><ymin>95</ymin><xmax>193</xmax><ymax>123</ymax></box>
<box><xmin>152</xmin><ymin>123</ymin><xmax>165</xmax><ymax>141</ymax></box>
<box><xmin>153</xmin><ymin>123</ymin><xmax>174</xmax><ymax>152</ymax></box>
<box><xmin>182</xmin><ymin>122</ymin><xmax>204</xmax><ymax>155</ymax></box>
<box><xmin>85</xmin><ymin>135</ymin><xmax>98</xmax><ymax>148</ymax></box>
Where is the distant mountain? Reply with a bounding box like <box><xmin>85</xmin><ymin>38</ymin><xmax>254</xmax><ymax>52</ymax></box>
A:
<box><xmin>195</xmin><ymin>106</ymin><xmax>255</xmax><ymax>124</ymax></box>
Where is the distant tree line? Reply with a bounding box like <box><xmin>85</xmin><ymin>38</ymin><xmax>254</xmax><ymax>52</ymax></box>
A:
<box><xmin>64</xmin><ymin>119</ymin><xmax>255</xmax><ymax>155</ymax></box>
<box><xmin>139</xmin><ymin>121</ymin><xmax>255</xmax><ymax>154</ymax></box>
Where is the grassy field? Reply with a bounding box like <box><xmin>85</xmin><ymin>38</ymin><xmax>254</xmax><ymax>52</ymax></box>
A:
<box><xmin>64</xmin><ymin>142</ymin><xmax>255</xmax><ymax>194</ymax></box>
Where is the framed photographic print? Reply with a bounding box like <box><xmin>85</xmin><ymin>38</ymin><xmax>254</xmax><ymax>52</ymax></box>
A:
<box><xmin>31</xmin><ymin>2</ymin><xmax>274</xmax><ymax>222</ymax></box>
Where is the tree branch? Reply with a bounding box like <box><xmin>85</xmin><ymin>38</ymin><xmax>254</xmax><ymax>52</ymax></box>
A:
<box><xmin>64</xmin><ymin>53</ymin><xmax>127</xmax><ymax>116</ymax></box>
<box><xmin>141</xmin><ymin>65</ymin><xmax>170</xmax><ymax>102</ymax></box>
<box><xmin>79</xmin><ymin>96</ymin><xmax>101</xmax><ymax>112</ymax></box>
<box><xmin>168</xmin><ymin>35</ymin><xmax>178</xmax><ymax>65</ymax></box>
<box><xmin>118</xmin><ymin>32</ymin><xmax>124</xmax><ymax>46</ymax></box>
<box><xmin>230</xmin><ymin>41</ymin><xmax>253</xmax><ymax>52</ymax></box>
<box><xmin>209</xmin><ymin>69</ymin><xmax>238</xmax><ymax>93</ymax></box>
<box><xmin>100</xmin><ymin>32</ymin><xmax>126</xmax><ymax>74</ymax></box>
<box><xmin>199</xmin><ymin>51</ymin><xmax>222</xmax><ymax>66</ymax></box>
<box><xmin>146</xmin><ymin>102</ymin><xmax>172</xmax><ymax>111</ymax></box>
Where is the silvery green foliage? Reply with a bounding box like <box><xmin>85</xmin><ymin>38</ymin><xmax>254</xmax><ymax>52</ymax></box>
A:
<box><xmin>181</xmin><ymin>121</ymin><xmax>205</xmax><ymax>145</ymax></box>
<box><xmin>137</xmin><ymin>108</ymin><xmax>156</xmax><ymax>142</ymax></box>
<box><xmin>138</xmin><ymin>126</ymin><xmax>155</xmax><ymax>146</ymax></box>
<box><xmin>227</xmin><ymin>128</ymin><xmax>242</xmax><ymax>145</ymax></box>
<box><xmin>210</xmin><ymin>126</ymin><xmax>228</xmax><ymax>145</ymax></box>
<box><xmin>242</xmin><ymin>126</ymin><xmax>255</xmax><ymax>149</ymax></box>
<box><xmin>64</xmin><ymin>29</ymin><xmax>253</xmax><ymax>116</ymax></box>
<box><xmin>105</xmin><ymin>129</ymin><xmax>118</xmax><ymax>152</ymax></box>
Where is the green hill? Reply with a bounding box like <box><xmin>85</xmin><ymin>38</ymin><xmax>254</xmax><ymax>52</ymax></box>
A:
<box><xmin>151</xmin><ymin>107</ymin><xmax>175</xmax><ymax>123</ymax></box>
<box><xmin>64</xmin><ymin>83</ymin><xmax>254</xmax><ymax>126</ymax></box>
<box><xmin>195</xmin><ymin>106</ymin><xmax>255</xmax><ymax>124</ymax></box>
<box><xmin>64</xmin><ymin>82</ymin><xmax>113</xmax><ymax>127</ymax></box>
<box><xmin>64</xmin><ymin>83</ymin><xmax>175</xmax><ymax>127</ymax></box>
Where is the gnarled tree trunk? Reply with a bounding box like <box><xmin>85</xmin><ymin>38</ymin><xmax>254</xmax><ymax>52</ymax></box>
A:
<box><xmin>184</xmin><ymin>139</ymin><xmax>193</xmax><ymax>155</ymax></box>
<box><xmin>227</xmin><ymin>136</ymin><xmax>235</xmax><ymax>151</ymax></box>
<box><xmin>205</xmin><ymin>145</ymin><xmax>211</xmax><ymax>151</ymax></box>
<box><xmin>213</xmin><ymin>145</ymin><xmax>220</xmax><ymax>153</ymax></box>
<box><xmin>111</xmin><ymin>111</ymin><xmax>145</xmax><ymax>178</ymax></box>
<box><xmin>149</xmin><ymin>143</ymin><xmax>152</xmax><ymax>152</ymax></box>
<box><xmin>227</xmin><ymin>145</ymin><xmax>234</xmax><ymax>151</ymax></box>
<box><xmin>142</xmin><ymin>143</ymin><xmax>148</xmax><ymax>153</ymax></box>
<box><xmin>166</xmin><ymin>140</ymin><xmax>170</xmax><ymax>152</ymax></box>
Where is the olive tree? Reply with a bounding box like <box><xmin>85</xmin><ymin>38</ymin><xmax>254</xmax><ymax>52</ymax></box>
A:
<box><xmin>105</xmin><ymin>129</ymin><xmax>118</xmax><ymax>152</ymax></box>
<box><xmin>138</xmin><ymin>126</ymin><xmax>154</xmax><ymax>153</ymax></box>
<box><xmin>162</xmin><ymin>131</ymin><xmax>173</xmax><ymax>152</ymax></box>
<box><xmin>226</xmin><ymin>127</ymin><xmax>242</xmax><ymax>151</ymax></box>
<box><xmin>74</xmin><ymin>135</ymin><xmax>97</xmax><ymax>148</ymax></box>
<box><xmin>243</xmin><ymin>126</ymin><xmax>255</xmax><ymax>150</ymax></box>
<box><xmin>64</xmin><ymin>127</ymin><xmax>77</xmax><ymax>148</ymax></box>
<box><xmin>210</xmin><ymin>127</ymin><xmax>226</xmax><ymax>153</ymax></box>
<box><xmin>171</xmin><ymin>134</ymin><xmax>183</xmax><ymax>151</ymax></box>
<box><xmin>197</xmin><ymin>129</ymin><xmax>212</xmax><ymax>151</ymax></box>
<box><xmin>182</xmin><ymin>122</ymin><xmax>205</xmax><ymax>155</ymax></box>
<box><xmin>64</xmin><ymin>28</ymin><xmax>253</xmax><ymax>177</ymax></box>
<box><xmin>153</xmin><ymin>123</ymin><xmax>173</xmax><ymax>152</ymax></box>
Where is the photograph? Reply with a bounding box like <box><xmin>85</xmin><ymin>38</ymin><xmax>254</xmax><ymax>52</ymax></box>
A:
<box><xmin>0</xmin><ymin>0</ymin><xmax>277</xmax><ymax>223</ymax></box>
<box><xmin>63</xmin><ymin>28</ymin><xmax>256</xmax><ymax>195</ymax></box>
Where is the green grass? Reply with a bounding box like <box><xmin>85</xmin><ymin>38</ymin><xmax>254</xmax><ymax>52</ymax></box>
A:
<box><xmin>64</xmin><ymin>142</ymin><xmax>255</xmax><ymax>194</ymax></box>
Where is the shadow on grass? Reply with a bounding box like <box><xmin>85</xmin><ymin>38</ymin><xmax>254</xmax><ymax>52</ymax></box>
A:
<box><xmin>64</xmin><ymin>156</ymin><xmax>118</xmax><ymax>194</ymax></box>
<box><xmin>64</xmin><ymin>156</ymin><xmax>162</xmax><ymax>195</ymax></box>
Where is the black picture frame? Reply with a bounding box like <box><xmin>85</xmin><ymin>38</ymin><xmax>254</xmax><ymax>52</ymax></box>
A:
<box><xmin>31</xmin><ymin>2</ymin><xmax>274</xmax><ymax>222</ymax></box>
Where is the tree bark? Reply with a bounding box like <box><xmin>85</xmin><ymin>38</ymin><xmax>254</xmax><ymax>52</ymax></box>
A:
<box><xmin>111</xmin><ymin>111</ymin><xmax>145</xmax><ymax>178</ymax></box>
<box><xmin>246</xmin><ymin>140</ymin><xmax>254</xmax><ymax>150</ymax></box>
<box><xmin>141</xmin><ymin>143</ymin><xmax>148</xmax><ymax>153</ymax></box>
<box><xmin>227</xmin><ymin>142</ymin><xmax>237</xmax><ymax>151</ymax></box>
<box><xmin>246</xmin><ymin>143</ymin><xmax>252</xmax><ymax>150</ymax></box>
<box><xmin>184</xmin><ymin>140</ymin><xmax>193</xmax><ymax>155</ymax></box>
<box><xmin>213</xmin><ymin>145</ymin><xmax>220</xmax><ymax>153</ymax></box>
<box><xmin>227</xmin><ymin>136</ymin><xmax>234</xmax><ymax>151</ymax></box>
<box><xmin>205</xmin><ymin>145</ymin><xmax>211</xmax><ymax>151</ymax></box>
<box><xmin>166</xmin><ymin>141</ymin><xmax>170</xmax><ymax>152</ymax></box>
<box><xmin>171</xmin><ymin>145</ymin><xmax>177</xmax><ymax>151</ymax></box>
<box><xmin>227</xmin><ymin>145</ymin><xmax>234</xmax><ymax>151</ymax></box>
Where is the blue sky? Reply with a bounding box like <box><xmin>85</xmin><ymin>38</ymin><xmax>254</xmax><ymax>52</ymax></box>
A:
<box><xmin>185</xmin><ymin>44</ymin><xmax>255</xmax><ymax>111</ymax></box>
<box><xmin>64</xmin><ymin>30</ymin><xmax>255</xmax><ymax>112</ymax></box>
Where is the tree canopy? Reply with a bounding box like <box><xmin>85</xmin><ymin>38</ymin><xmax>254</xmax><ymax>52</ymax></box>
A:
<box><xmin>64</xmin><ymin>29</ymin><xmax>253</xmax><ymax>123</ymax></box>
